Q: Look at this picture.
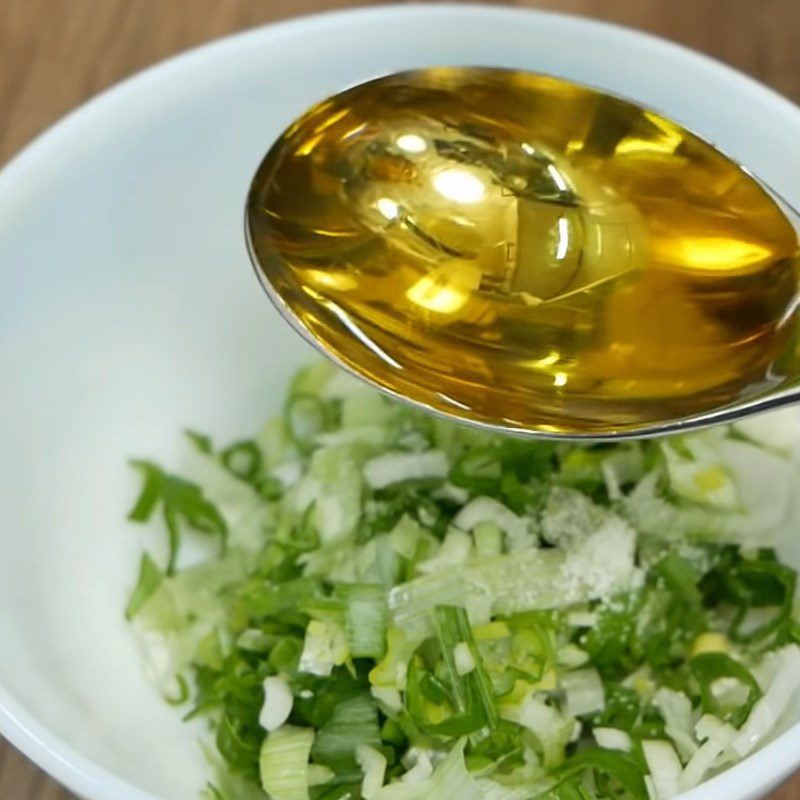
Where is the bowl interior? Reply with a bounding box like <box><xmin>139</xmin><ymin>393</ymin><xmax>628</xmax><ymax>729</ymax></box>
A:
<box><xmin>2</xmin><ymin>6</ymin><xmax>800</xmax><ymax>800</ymax></box>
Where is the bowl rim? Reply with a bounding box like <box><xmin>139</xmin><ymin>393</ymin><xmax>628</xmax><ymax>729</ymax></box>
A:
<box><xmin>2</xmin><ymin>4</ymin><xmax>800</xmax><ymax>799</ymax></box>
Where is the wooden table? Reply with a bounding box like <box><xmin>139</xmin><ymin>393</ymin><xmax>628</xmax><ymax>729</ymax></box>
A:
<box><xmin>1</xmin><ymin>1</ymin><xmax>800</xmax><ymax>798</ymax></box>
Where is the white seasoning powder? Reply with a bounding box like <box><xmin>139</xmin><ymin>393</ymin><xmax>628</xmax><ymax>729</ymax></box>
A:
<box><xmin>559</xmin><ymin>516</ymin><xmax>637</xmax><ymax>601</ymax></box>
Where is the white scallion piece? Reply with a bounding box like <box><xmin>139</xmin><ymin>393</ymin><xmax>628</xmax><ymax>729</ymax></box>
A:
<box><xmin>259</xmin><ymin>676</ymin><xmax>294</xmax><ymax>732</ymax></box>
<box><xmin>363</xmin><ymin>450</ymin><xmax>449</xmax><ymax>490</ymax></box>
<box><xmin>731</xmin><ymin>644</ymin><xmax>800</xmax><ymax>758</ymax></box>
<box><xmin>594</xmin><ymin>727</ymin><xmax>632</xmax><ymax>752</ymax></box>
<box><xmin>642</xmin><ymin>740</ymin><xmax>682</xmax><ymax>800</ymax></box>
<box><xmin>561</xmin><ymin>668</ymin><xmax>605</xmax><ymax>717</ymax></box>
<box><xmin>453</xmin><ymin>641</ymin><xmax>476</xmax><ymax>675</ymax></box>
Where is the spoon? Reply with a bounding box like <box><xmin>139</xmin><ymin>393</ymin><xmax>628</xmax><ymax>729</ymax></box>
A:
<box><xmin>245</xmin><ymin>67</ymin><xmax>800</xmax><ymax>439</ymax></box>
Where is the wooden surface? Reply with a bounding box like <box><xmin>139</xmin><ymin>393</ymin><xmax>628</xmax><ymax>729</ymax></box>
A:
<box><xmin>1</xmin><ymin>0</ymin><xmax>800</xmax><ymax>798</ymax></box>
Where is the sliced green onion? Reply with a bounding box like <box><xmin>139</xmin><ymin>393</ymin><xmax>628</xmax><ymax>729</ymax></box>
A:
<box><xmin>285</xmin><ymin>394</ymin><xmax>330</xmax><ymax>452</ymax></box>
<box><xmin>453</xmin><ymin>642</ymin><xmax>476</xmax><ymax>676</ymax></box>
<box><xmin>641</xmin><ymin>740</ymin><xmax>682</xmax><ymax>800</ymax></box>
<box><xmin>125</xmin><ymin>362</ymin><xmax>800</xmax><ymax>798</ymax></box>
<box><xmin>221</xmin><ymin>440</ymin><xmax>262</xmax><ymax>483</ymax></box>
<box><xmin>356</xmin><ymin>743</ymin><xmax>388</xmax><ymax>799</ymax></box>
<box><xmin>335</xmin><ymin>583</ymin><xmax>388</xmax><ymax>660</ymax></box>
<box><xmin>652</xmin><ymin>553</ymin><xmax>702</xmax><ymax>605</ymax></box>
<box><xmin>501</xmin><ymin>693</ymin><xmax>572</xmax><ymax>769</ymax></box>
<box><xmin>364</xmin><ymin>450</ymin><xmax>449</xmax><ymax>490</ymax></box>
<box><xmin>540</xmin><ymin>778</ymin><xmax>594</xmax><ymax>800</ymax></box>
<box><xmin>473</xmin><ymin>522</ymin><xmax>504</xmax><ymax>558</ymax></box>
<box><xmin>557</xmin><ymin>449</ymin><xmax>607</xmax><ymax>495</ymax></box>
<box><xmin>728</xmin><ymin>560</ymin><xmax>796</xmax><ymax>643</ymax></box>
<box><xmin>593</xmin><ymin>728</ymin><xmax>632</xmax><ymax>753</ymax></box>
<box><xmin>690</xmin><ymin>652</ymin><xmax>761</xmax><ymax>727</ymax></box>
<box><xmin>449</xmin><ymin>447</ymin><xmax>502</xmax><ymax>494</ymax></box>
<box><xmin>125</xmin><ymin>552</ymin><xmax>163</xmax><ymax>620</ymax></box>
<box><xmin>128</xmin><ymin>461</ymin><xmax>163</xmax><ymax>522</ymax></box>
<box><xmin>128</xmin><ymin>460</ymin><xmax>227</xmax><ymax>573</ymax></box>
<box><xmin>185</xmin><ymin>429</ymin><xmax>215</xmax><ymax>454</ymax></box>
<box><xmin>259</xmin><ymin>726</ymin><xmax>314</xmax><ymax>800</ymax></box>
<box><xmin>414</xmin><ymin>741</ymin><xmax>482</xmax><ymax>800</ymax></box>
<box><xmin>553</xmin><ymin>749</ymin><xmax>647</xmax><ymax>800</ymax></box>
<box><xmin>390</xmin><ymin>532</ymin><xmax>636</xmax><ymax>641</ymax></box>
<box><xmin>730</xmin><ymin>644</ymin><xmax>800</xmax><ymax>757</ymax></box>
<box><xmin>217</xmin><ymin>712</ymin><xmax>262</xmax><ymax>779</ymax></box>
<box><xmin>652</xmin><ymin>688</ymin><xmax>697</xmax><ymax>761</ymax></box>
<box><xmin>561</xmin><ymin>668</ymin><xmax>605</xmax><ymax>718</ymax></box>
<box><xmin>299</xmin><ymin>619</ymin><xmax>350</xmax><ymax>677</ymax></box>
<box><xmin>434</xmin><ymin>605</ymin><xmax>498</xmax><ymax>730</ymax></box>
<box><xmin>260</xmin><ymin>676</ymin><xmax>294</xmax><ymax>732</ymax></box>
<box><xmin>453</xmin><ymin>496</ymin><xmax>528</xmax><ymax>548</ymax></box>
<box><xmin>311</xmin><ymin>694</ymin><xmax>381</xmax><ymax>771</ymax></box>
<box><xmin>680</xmin><ymin>715</ymin><xmax>736</xmax><ymax>791</ymax></box>
<box><xmin>369</xmin><ymin>627</ymin><xmax>414</xmax><ymax>689</ymax></box>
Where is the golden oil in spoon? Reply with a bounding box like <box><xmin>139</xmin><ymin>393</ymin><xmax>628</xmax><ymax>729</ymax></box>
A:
<box><xmin>246</xmin><ymin>68</ymin><xmax>800</xmax><ymax>435</ymax></box>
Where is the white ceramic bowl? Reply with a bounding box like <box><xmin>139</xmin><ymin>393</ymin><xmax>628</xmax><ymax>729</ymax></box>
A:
<box><xmin>2</xmin><ymin>5</ymin><xmax>800</xmax><ymax>800</ymax></box>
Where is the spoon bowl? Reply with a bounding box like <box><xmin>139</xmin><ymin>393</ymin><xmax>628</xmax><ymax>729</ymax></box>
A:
<box><xmin>246</xmin><ymin>67</ymin><xmax>800</xmax><ymax>439</ymax></box>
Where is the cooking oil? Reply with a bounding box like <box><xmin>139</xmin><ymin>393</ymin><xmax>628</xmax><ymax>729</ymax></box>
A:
<box><xmin>246</xmin><ymin>68</ymin><xmax>800</xmax><ymax>434</ymax></box>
